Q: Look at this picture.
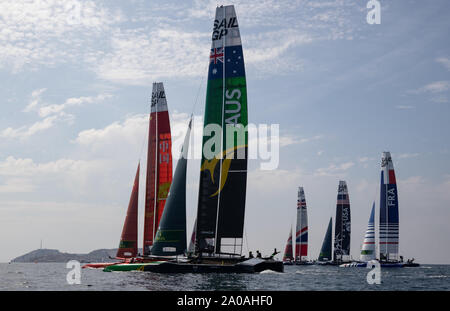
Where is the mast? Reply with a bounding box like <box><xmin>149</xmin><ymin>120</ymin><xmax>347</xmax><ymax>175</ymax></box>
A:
<box><xmin>318</xmin><ymin>217</ymin><xmax>333</xmax><ymax>261</ymax></box>
<box><xmin>151</xmin><ymin>118</ymin><xmax>192</xmax><ymax>256</ymax></box>
<box><xmin>333</xmin><ymin>180</ymin><xmax>351</xmax><ymax>263</ymax></box>
<box><xmin>195</xmin><ymin>5</ymin><xmax>248</xmax><ymax>257</ymax></box>
<box><xmin>295</xmin><ymin>187</ymin><xmax>308</xmax><ymax>261</ymax></box>
<box><xmin>360</xmin><ymin>202</ymin><xmax>376</xmax><ymax>262</ymax></box>
<box><xmin>379</xmin><ymin>152</ymin><xmax>399</xmax><ymax>262</ymax></box>
<box><xmin>116</xmin><ymin>163</ymin><xmax>140</xmax><ymax>258</ymax></box>
<box><xmin>143</xmin><ymin>82</ymin><xmax>172</xmax><ymax>256</ymax></box>
<box><xmin>187</xmin><ymin>218</ymin><xmax>197</xmax><ymax>256</ymax></box>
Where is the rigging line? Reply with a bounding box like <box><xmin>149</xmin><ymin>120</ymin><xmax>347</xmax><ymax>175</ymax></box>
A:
<box><xmin>191</xmin><ymin>28</ymin><xmax>214</xmax><ymax>257</ymax></box>
<box><xmin>138</xmin><ymin>115</ymin><xmax>148</xmax><ymax>163</ymax></box>
<box><xmin>190</xmin><ymin>62</ymin><xmax>208</xmax><ymax>117</ymax></box>
<box><xmin>244</xmin><ymin>225</ymin><xmax>250</xmax><ymax>255</ymax></box>
<box><xmin>133</xmin><ymin>93</ymin><xmax>152</xmax><ymax>166</ymax></box>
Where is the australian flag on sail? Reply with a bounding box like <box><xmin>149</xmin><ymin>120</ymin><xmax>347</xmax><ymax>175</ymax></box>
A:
<box><xmin>208</xmin><ymin>46</ymin><xmax>245</xmax><ymax>80</ymax></box>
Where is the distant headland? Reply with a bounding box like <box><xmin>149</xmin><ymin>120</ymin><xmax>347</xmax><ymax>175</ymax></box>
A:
<box><xmin>10</xmin><ymin>248</ymin><xmax>122</xmax><ymax>263</ymax></box>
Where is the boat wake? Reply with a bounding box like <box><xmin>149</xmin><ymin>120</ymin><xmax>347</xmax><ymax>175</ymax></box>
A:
<box><xmin>259</xmin><ymin>269</ymin><xmax>283</xmax><ymax>274</ymax></box>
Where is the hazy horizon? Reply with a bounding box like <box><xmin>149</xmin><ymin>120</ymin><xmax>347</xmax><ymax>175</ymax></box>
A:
<box><xmin>1</xmin><ymin>0</ymin><xmax>450</xmax><ymax>265</ymax></box>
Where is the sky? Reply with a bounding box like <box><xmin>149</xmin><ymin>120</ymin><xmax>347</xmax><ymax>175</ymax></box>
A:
<box><xmin>0</xmin><ymin>0</ymin><xmax>449</xmax><ymax>264</ymax></box>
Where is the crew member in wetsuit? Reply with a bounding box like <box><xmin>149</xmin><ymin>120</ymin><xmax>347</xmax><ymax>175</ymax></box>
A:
<box><xmin>270</xmin><ymin>248</ymin><xmax>280</xmax><ymax>259</ymax></box>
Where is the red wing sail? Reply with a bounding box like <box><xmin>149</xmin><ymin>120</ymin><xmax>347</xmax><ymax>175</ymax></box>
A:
<box><xmin>116</xmin><ymin>163</ymin><xmax>140</xmax><ymax>258</ymax></box>
<box><xmin>143</xmin><ymin>82</ymin><xmax>172</xmax><ymax>256</ymax></box>
<box><xmin>283</xmin><ymin>229</ymin><xmax>294</xmax><ymax>262</ymax></box>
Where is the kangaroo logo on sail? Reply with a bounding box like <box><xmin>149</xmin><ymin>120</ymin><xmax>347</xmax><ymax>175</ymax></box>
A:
<box><xmin>212</xmin><ymin>17</ymin><xmax>238</xmax><ymax>41</ymax></box>
<box><xmin>200</xmin><ymin>88</ymin><xmax>246</xmax><ymax>197</ymax></box>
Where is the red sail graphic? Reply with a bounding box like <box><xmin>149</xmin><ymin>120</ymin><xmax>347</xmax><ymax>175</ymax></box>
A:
<box><xmin>143</xmin><ymin>82</ymin><xmax>172</xmax><ymax>256</ymax></box>
<box><xmin>283</xmin><ymin>229</ymin><xmax>294</xmax><ymax>262</ymax></box>
<box><xmin>116</xmin><ymin>163</ymin><xmax>140</xmax><ymax>258</ymax></box>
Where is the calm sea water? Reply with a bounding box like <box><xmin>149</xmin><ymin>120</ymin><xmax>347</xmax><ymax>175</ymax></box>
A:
<box><xmin>0</xmin><ymin>263</ymin><xmax>449</xmax><ymax>291</ymax></box>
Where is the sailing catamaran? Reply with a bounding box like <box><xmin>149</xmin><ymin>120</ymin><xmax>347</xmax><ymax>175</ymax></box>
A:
<box><xmin>143</xmin><ymin>82</ymin><xmax>173</xmax><ymax>256</ymax></box>
<box><xmin>84</xmin><ymin>82</ymin><xmax>173</xmax><ymax>270</ymax></box>
<box><xmin>104</xmin><ymin>117</ymin><xmax>191</xmax><ymax>272</ymax></box>
<box><xmin>116</xmin><ymin>163</ymin><xmax>140</xmax><ymax>259</ymax></box>
<box><xmin>282</xmin><ymin>187</ymin><xmax>311</xmax><ymax>265</ymax></box>
<box><xmin>340</xmin><ymin>152</ymin><xmax>419</xmax><ymax>268</ymax></box>
<box><xmin>315</xmin><ymin>181</ymin><xmax>351</xmax><ymax>266</ymax></box>
<box><xmin>379</xmin><ymin>151</ymin><xmax>418</xmax><ymax>267</ymax></box>
<box><xmin>282</xmin><ymin>228</ymin><xmax>294</xmax><ymax>265</ymax></box>
<box><xmin>316</xmin><ymin>217</ymin><xmax>333</xmax><ymax>265</ymax></box>
<box><xmin>142</xmin><ymin>5</ymin><xmax>283</xmax><ymax>273</ymax></box>
<box><xmin>340</xmin><ymin>203</ymin><xmax>376</xmax><ymax>268</ymax></box>
<box><xmin>333</xmin><ymin>180</ymin><xmax>351</xmax><ymax>264</ymax></box>
<box><xmin>150</xmin><ymin>118</ymin><xmax>192</xmax><ymax>257</ymax></box>
<box><xmin>360</xmin><ymin>202</ymin><xmax>376</xmax><ymax>262</ymax></box>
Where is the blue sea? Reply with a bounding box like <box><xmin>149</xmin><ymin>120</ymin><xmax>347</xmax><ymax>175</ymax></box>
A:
<box><xmin>0</xmin><ymin>263</ymin><xmax>449</xmax><ymax>291</ymax></box>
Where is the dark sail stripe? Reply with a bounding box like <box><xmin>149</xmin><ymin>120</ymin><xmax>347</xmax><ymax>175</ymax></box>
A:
<box><xmin>151</xmin><ymin>119</ymin><xmax>192</xmax><ymax>256</ymax></box>
<box><xmin>318</xmin><ymin>217</ymin><xmax>333</xmax><ymax>261</ymax></box>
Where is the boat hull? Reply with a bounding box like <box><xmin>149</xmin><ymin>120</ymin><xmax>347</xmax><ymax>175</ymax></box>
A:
<box><xmin>283</xmin><ymin>260</ymin><xmax>313</xmax><ymax>266</ymax></box>
<box><xmin>142</xmin><ymin>258</ymin><xmax>284</xmax><ymax>273</ymax></box>
<box><xmin>82</xmin><ymin>262</ymin><xmax>120</xmax><ymax>269</ymax></box>
<box><xmin>315</xmin><ymin>261</ymin><xmax>350</xmax><ymax>266</ymax></box>
<box><xmin>103</xmin><ymin>262</ymin><xmax>165</xmax><ymax>272</ymax></box>
<box><xmin>403</xmin><ymin>263</ymin><xmax>420</xmax><ymax>267</ymax></box>
<box><xmin>339</xmin><ymin>262</ymin><xmax>367</xmax><ymax>268</ymax></box>
<box><xmin>339</xmin><ymin>261</ymin><xmax>419</xmax><ymax>268</ymax></box>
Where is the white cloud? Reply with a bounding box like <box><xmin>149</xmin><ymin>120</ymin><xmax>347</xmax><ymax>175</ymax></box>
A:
<box><xmin>74</xmin><ymin>114</ymin><xmax>149</xmax><ymax>149</ymax></box>
<box><xmin>74</xmin><ymin>112</ymin><xmax>202</xmax><ymax>160</ymax></box>
<box><xmin>315</xmin><ymin>161</ymin><xmax>355</xmax><ymax>176</ymax></box>
<box><xmin>247</xmin><ymin>168</ymin><xmax>304</xmax><ymax>200</ymax></box>
<box><xmin>278</xmin><ymin>134</ymin><xmax>323</xmax><ymax>147</ymax></box>
<box><xmin>23</xmin><ymin>88</ymin><xmax>47</xmax><ymax>112</ymax></box>
<box><xmin>0</xmin><ymin>115</ymin><xmax>58</xmax><ymax>139</ymax></box>
<box><xmin>407</xmin><ymin>81</ymin><xmax>450</xmax><ymax>104</ymax></box>
<box><xmin>1</xmin><ymin>90</ymin><xmax>111</xmax><ymax>139</ymax></box>
<box><xmin>89</xmin><ymin>0</ymin><xmax>362</xmax><ymax>84</ymax></box>
<box><xmin>431</xmin><ymin>95</ymin><xmax>448</xmax><ymax>104</ymax></box>
<box><xmin>0</xmin><ymin>0</ymin><xmax>363</xmax><ymax>81</ymax></box>
<box><xmin>358</xmin><ymin>156</ymin><xmax>374</xmax><ymax>163</ymax></box>
<box><xmin>395</xmin><ymin>105</ymin><xmax>414</xmax><ymax>109</ymax></box>
<box><xmin>355</xmin><ymin>178</ymin><xmax>372</xmax><ymax>192</ymax></box>
<box><xmin>0</xmin><ymin>155</ymin><xmax>111</xmax><ymax>200</ymax></box>
<box><xmin>38</xmin><ymin>93</ymin><xmax>112</xmax><ymax>117</ymax></box>
<box><xmin>0</xmin><ymin>178</ymin><xmax>35</xmax><ymax>193</ymax></box>
<box><xmin>436</xmin><ymin>57</ymin><xmax>450</xmax><ymax>71</ymax></box>
<box><xmin>0</xmin><ymin>0</ymin><xmax>123</xmax><ymax>72</ymax></box>
<box><xmin>413</xmin><ymin>81</ymin><xmax>450</xmax><ymax>94</ymax></box>
<box><xmin>93</xmin><ymin>28</ymin><xmax>209</xmax><ymax>85</ymax></box>
<box><xmin>0</xmin><ymin>156</ymin><xmax>100</xmax><ymax>177</ymax></box>
<box><xmin>396</xmin><ymin>152</ymin><xmax>420</xmax><ymax>159</ymax></box>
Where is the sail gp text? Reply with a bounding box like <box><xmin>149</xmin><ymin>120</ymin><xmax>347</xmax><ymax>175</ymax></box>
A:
<box><xmin>177</xmin><ymin>294</ymin><xmax>272</xmax><ymax>309</ymax></box>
